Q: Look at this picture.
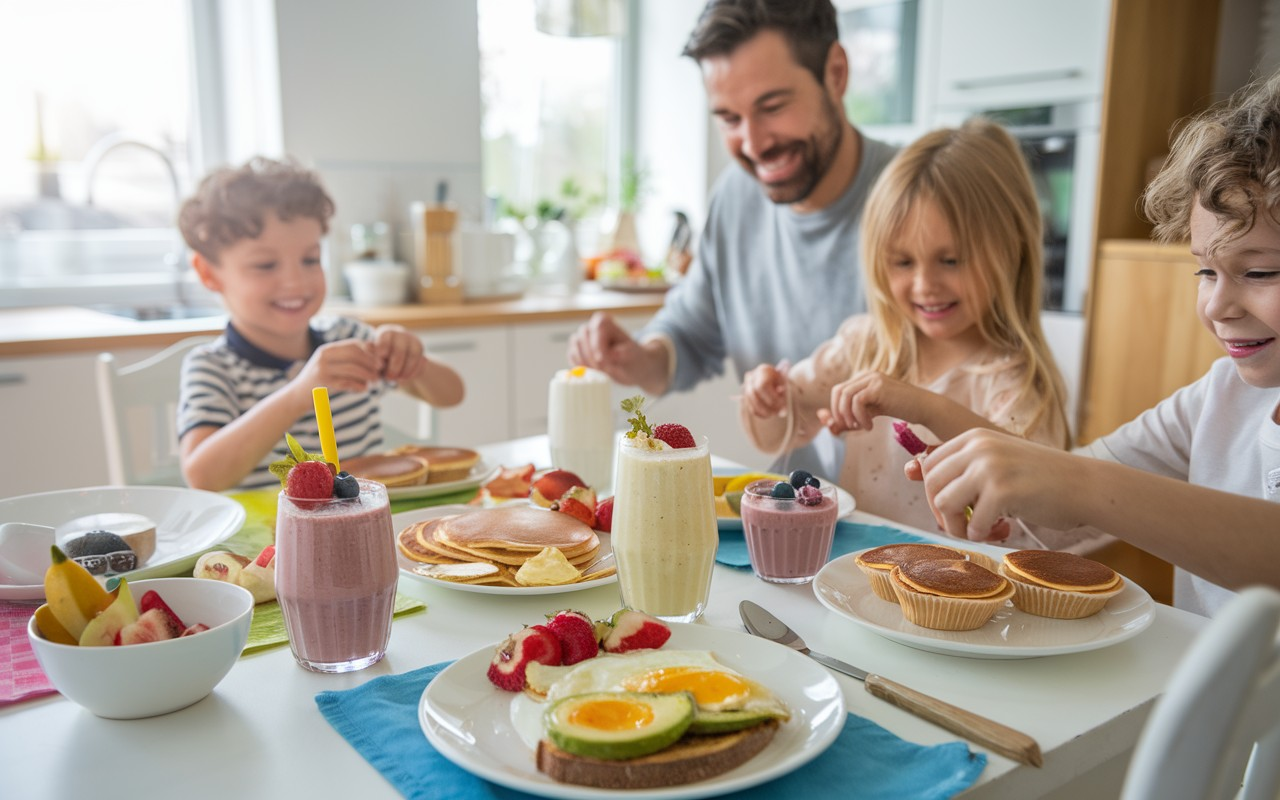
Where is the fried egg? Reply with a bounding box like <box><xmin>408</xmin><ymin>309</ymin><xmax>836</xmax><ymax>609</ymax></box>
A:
<box><xmin>543</xmin><ymin>650</ymin><xmax>789</xmax><ymax>718</ymax></box>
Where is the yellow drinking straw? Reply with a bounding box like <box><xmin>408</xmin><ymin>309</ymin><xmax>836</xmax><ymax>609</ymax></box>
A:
<box><xmin>312</xmin><ymin>386</ymin><xmax>340</xmax><ymax>472</ymax></box>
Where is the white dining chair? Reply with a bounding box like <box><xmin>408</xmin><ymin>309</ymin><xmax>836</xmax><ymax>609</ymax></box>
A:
<box><xmin>96</xmin><ymin>336</ymin><xmax>215</xmax><ymax>486</ymax></box>
<box><xmin>1121</xmin><ymin>585</ymin><xmax>1280</xmax><ymax>800</ymax></box>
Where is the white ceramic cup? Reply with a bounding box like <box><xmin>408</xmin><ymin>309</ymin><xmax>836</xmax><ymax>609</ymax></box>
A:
<box><xmin>457</xmin><ymin>227</ymin><xmax>516</xmax><ymax>297</ymax></box>
<box><xmin>344</xmin><ymin>260</ymin><xmax>409</xmax><ymax>306</ymax></box>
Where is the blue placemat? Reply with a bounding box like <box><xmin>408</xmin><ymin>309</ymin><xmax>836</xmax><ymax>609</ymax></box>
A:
<box><xmin>717</xmin><ymin>519</ymin><xmax>930</xmax><ymax>569</ymax></box>
<box><xmin>317</xmin><ymin>661</ymin><xmax>987</xmax><ymax>800</ymax></box>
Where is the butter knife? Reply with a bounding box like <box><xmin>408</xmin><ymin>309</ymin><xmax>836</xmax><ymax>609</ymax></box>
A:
<box><xmin>739</xmin><ymin>600</ymin><xmax>1043</xmax><ymax>767</ymax></box>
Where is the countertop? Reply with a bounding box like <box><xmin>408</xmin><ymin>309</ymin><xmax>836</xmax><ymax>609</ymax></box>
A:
<box><xmin>0</xmin><ymin>285</ymin><xmax>666</xmax><ymax>358</ymax></box>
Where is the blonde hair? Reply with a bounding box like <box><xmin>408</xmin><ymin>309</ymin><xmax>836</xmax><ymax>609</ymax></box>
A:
<box><xmin>854</xmin><ymin>118</ymin><xmax>1069</xmax><ymax>445</ymax></box>
<box><xmin>1144</xmin><ymin>70</ymin><xmax>1280</xmax><ymax>251</ymax></box>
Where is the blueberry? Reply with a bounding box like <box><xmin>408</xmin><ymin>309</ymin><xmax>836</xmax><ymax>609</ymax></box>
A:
<box><xmin>770</xmin><ymin>481</ymin><xmax>796</xmax><ymax>499</ymax></box>
<box><xmin>333</xmin><ymin>471</ymin><xmax>360</xmax><ymax>498</ymax></box>
<box><xmin>788</xmin><ymin>469</ymin><xmax>813</xmax><ymax>489</ymax></box>
<box><xmin>805</xmin><ymin>475</ymin><xmax>821</xmax><ymax>489</ymax></box>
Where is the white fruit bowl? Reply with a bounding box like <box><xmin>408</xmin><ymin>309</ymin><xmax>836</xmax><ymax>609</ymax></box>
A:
<box><xmin>27</xmin><ymin>577</ymin><xmax>253</xmax><ymax>719</ymax></box>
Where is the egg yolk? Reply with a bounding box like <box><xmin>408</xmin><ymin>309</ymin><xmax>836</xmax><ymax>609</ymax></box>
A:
<box><xmin>568</xmin><ymin>698</ymin><xmax>656</xmax><ymax>731</ymax></box>
<box><xmin>622</xmin><ymin>667</ymin><xmax>751</xmax><ymax>707</ymax></box>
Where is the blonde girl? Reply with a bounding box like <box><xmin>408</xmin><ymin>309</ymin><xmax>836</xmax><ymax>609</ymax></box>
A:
<box><xmin>741</xmin><ymin>117</ymin><xmax>1078</xmax><ymax>547</ymax></box>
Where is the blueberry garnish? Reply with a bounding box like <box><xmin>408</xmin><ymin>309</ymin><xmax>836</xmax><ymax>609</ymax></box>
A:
<box><xmin>770</xmin><ymin>481</ymin><xmax>796</xmax><ymax>499</ymax></box>
<box><xmin>788</xmin><ymin>469</ymin><xmax>813</xmax><ymax>489</ymax></box>
<box><xmin>333</xmin><ymin>471</ymin><xmax>360</xmax><ymax>498</ymax></box>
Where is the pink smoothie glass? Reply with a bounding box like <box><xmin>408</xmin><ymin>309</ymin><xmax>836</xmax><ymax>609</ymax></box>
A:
<box><xmin>740</xmin><ymin>479</ymin><xmax>839</xmax><ymax>584</ymax></box>
<box><xmin>275</xmin><ymin>479</ymin><xmax>398</xmax><ymax>673</ymax></box>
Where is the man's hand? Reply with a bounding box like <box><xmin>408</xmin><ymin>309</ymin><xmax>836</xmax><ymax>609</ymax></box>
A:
<box><xmin>566</xmin><ymin>312</ymin><xmax>670</xmax><ymax>394</ymax></box>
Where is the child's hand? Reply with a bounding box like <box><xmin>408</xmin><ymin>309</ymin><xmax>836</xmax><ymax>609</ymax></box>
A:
<box><xmin>295</xmin><ymin>339</ymin><xmax>382</xmax><ymax>396</ymax></box>
<box><xmin>373</xmin><ymin>325</ymin><xmax>425</xmax><ymax>382</ymax></box>
<box><xmin>823</xmin><ymin>371</ymin><xmax>928</xmax><ymax>435</ymax></box>
<box><xmin>741</xmin><ymin>363</ymin><xmax>790</xmax><ymax>418</ymax></box>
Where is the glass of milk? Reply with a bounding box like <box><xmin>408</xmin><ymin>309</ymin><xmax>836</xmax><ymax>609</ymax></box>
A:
<box><xmin>547</xmin><ymin>367</ymin><xmax>615</xmax><ymax>492</ymax></box>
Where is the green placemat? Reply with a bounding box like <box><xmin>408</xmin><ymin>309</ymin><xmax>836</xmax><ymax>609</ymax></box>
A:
<box><xmin>243</xmin><ymin>594</ymin><xmax>426</xmax><ymax>655</ymax></box>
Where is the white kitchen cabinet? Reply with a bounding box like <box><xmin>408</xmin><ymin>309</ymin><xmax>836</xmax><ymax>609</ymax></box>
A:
<box><xmin>383</xmin><ymin>326</ymin><xmax>512</xmax><ymax>447</ymax></box>
<box><xmin>0</xmin><ymin>347</ymin><xmax>158</xmax><ymax>495</ymax></box>
<box><xmin>933</xmin><ymin>0</ymin><xmax>1110</xmax><ymax>111</ymax></box>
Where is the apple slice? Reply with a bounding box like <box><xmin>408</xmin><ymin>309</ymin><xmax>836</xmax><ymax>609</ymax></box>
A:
<box><xmin>530</xmin><ymin>469</ymin><xmax>587</xmax><ymax>507</ymax></box>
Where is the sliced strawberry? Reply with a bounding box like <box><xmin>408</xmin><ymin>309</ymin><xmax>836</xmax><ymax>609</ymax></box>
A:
<box><xmin>892</xmin><ymin>420</ymin><xmax>928</xmax><ymax>456</ymax></box>
<box><xmin>119</xmin><ymin>608</ymin><xmax>184</xmax><ymax>645</ymax></box>
<box><xmin>652</xmin><ymin>423</ymin><xmax>696</xmax><ymax>449</ymax></box>
<box><xmin>545</xmin><ymin>609</ymin><xmax>599</xmax><ymax>665</ymax></box>
<box><xmin>254</xmin><ymin>544</ymin><xmax>276</xmax><ymax>568</ymax></box>
<box><xmin>138</xmin><ymin>589</ymin><xmax>186</xmax><ymax>629</ymax></box>
<box><xmin>552</xmin><ymin>497</ymin><xmax>596</xmax><ymax>528</ymax></box>
<box><xmin>559</xmin><ymin>485</ymin><xmax>597</xmax><ymax>512</ymax></box>
<box><xmin>595</xmin><ymin>496</ymin><xmax>614</xmax><ymax>532</ymax></box>
<box><xmin>487</xmin><ymin>624</ymin><xmax>563</xmax><ymax>691</ymax></box>
<box><xmin>601</xmin><ymin>609</ymin><xmax>671</xmax><ymax>653</ymax></box>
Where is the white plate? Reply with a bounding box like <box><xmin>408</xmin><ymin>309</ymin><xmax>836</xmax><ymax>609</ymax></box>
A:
<box><xmin>0</xmin><ymin>486</ymin><xmax>244</xmax><ymax>602</ymax></box>
<box><xmin>717</xmin><ymin>476</ymin><xmax>856</xmax><ymax>532</ymax></box>
<box><xmin>418</xmin><ymin>623</ymin><xmax>846</xmax><ymax>799</ymax></box>
<box><xmin>393</xmin><ymin>505</ymin><xmax>618</xmax><ymax>596</ymax></box>
<box><xmin>386</xmin><ymin>462</ymin><xmax>499</xmax><ymax>501</ymax></box>
<box><xmin>813</xmin><ymin>549</ymin><xmax>1156</xmax><ymax>659</ymax></box>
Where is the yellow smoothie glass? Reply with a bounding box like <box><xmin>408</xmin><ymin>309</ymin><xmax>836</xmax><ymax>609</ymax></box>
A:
<box><xmin>610</xmin><ymin>435</ymin><xmax>717</xmax><ymax>622</ymax></box>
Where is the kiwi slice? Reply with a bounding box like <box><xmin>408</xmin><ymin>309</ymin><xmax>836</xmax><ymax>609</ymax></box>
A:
<box><xmin>545</xmin><ymin>691</ymin><xmax>694</xmax><ymax>760</ymax></box>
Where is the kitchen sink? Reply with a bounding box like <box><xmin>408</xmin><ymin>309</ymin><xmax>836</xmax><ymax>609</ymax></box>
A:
<box><xmin>87</xmin><ymin>303</ymin><xmax>226</xmax><ymax>321</ymax></box>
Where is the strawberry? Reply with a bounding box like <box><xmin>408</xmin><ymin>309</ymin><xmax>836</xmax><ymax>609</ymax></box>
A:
<box><xmin>652</xmin><ymin>423</ymin><xmax>696</xmax><ymax>449</ymax></box>
<box><xmin>546</xmin><ymin>609</ymin><xmax>599</xmax><ymax>665</ymax></box>
<box><xmin>253</xmin><ymin>544</ymin><xmax>276</xmax><ymax>568</ymax></box>
<box><xmin>595</xmin><ymin>496</ymin><xmax>614</xmax><ymax>532</ymax></box>
<box><xmin>286</xmin><ymin>461</ymin><xmax>335</xmax><ymax>506</ymax></box>
<box><xmin>600</xmin><ymin>609</ymin><xmax>671</xmax><ymax>653</ymax></box>
<box><xmin>138</xmin><ymin>589</ymin><xmax>186</xmax><ymax>630</ymax></box>
<box><xmin>486</xmin><ymin>624</ymin><xmax>563</xmax><ymax>691</ymax></box>
<box><xmin>118</xmin><ymin>608</ymin><xmax>184</xmax><ymax>645</ymax></box>
<box><xmin>892</xmin><ymin>420</ymin><xmax>928</xmax><ymax>456</ymax></box>
<box><xmin>560</xmin><ymin>485</ymin><xmax>597</xmax><ymax>512</ymax></box>
<box><xmin>552</xmin><ymin>497</ymin><xmax>596</xmax><ymax>528</ymax></box>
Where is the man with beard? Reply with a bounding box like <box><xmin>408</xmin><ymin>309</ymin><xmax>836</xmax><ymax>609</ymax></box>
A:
<box><xmin>567</xmin><ymin>0</ymin><xmax>896</xmax><ymax>476</ymax></box>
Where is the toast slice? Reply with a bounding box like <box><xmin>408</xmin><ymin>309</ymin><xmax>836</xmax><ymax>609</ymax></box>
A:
<box><xmin>535</xmin><ymin>719</ymin><xmax>780</xmax><ymax>790</ymax></box>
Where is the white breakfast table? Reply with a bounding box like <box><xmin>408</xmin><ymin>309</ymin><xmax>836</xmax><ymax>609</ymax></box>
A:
<box><xmin>0</xmin><ymin>436</ymin><xmax>1207</xmax><ymax>799</ymax></box>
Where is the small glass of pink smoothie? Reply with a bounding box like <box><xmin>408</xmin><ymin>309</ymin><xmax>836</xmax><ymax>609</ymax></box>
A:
<box><xmin>740</xmin><ymin>479</ymin><xmax>839</xmax><ymax>584</ymax></box>
<box><xmin>275</xmin><ymin>478</ymin><xmax>398</xmax><ymax>673</ymax></box>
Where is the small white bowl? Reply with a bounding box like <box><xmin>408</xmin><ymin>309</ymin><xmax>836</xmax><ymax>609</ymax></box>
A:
<box><xmin>28</xmin><ymin>577</ymin><xmax>253</xmax><ymax>719</ymax></box>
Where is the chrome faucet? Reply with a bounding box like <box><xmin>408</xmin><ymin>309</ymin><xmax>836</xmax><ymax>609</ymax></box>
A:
<box><xmin>82</xmin><ymin>132</ymin><xmax>191</xmax><ymax>304</ymax></box>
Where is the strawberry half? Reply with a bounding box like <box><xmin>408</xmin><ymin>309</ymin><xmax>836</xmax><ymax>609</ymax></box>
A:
<box><xmin>601</xmin><ymin>609</ymin><xmax>671</xmax><ymax>653</ymax></box>
<box><xmin>487</xmin><ymin>624</ymin><xmax>563</xmax><ymax>691</ymax></box>
<box><xmin>595</xmin><ymin>496</ymin><xmax>614</xmax><ymax>532</ymax></box>
<box><xmin>546</xmin><ymin>609</ymin><xmax>600</xmax><ymax>665</ymax></box>
<box><xmin>138</xmin><ymin>589</ymin><xmax>186</xmax><ymax>630</ymax></box>
<box><xmin>552</xmin><ymin>497</ymin><xmax>596</xmax><ymax>528</ymax></box>
<box><xmin>652</xmin><ymin>423</ymin><xmax>696</xmax><ymax>449</ymax></box>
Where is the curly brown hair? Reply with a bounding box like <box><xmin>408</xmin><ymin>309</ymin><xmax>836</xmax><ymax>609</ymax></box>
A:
<box><xmin>1144</xmin><ymin>71</ymin><xmax>1280</xmax><ymax>250</ymax></box>
<box><xmin>681</xmin><ymin>0</ymin><xmax>838</xmax><ymax>86</ymax></box>
<box><xmin>178</xmin><ymin>156</ymin><xmax>335</xmax><ymax>262</ymax></box>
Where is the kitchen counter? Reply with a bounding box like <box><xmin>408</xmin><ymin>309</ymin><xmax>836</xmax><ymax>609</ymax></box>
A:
<box><xmin>0</xmin><ymin>285</ymin><xmax>666</xmax><ymax>357</ymax></box>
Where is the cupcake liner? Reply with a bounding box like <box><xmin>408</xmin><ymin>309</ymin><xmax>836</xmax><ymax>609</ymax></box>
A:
<box><xmin>963</xmin><ymin>550</ymin><xmax>1001</xmax><ymax>573</ymax></box>
<box><xmin>857</xmin><ymin>562</ymin><xmax>900</xmax><ymax>603</ymax></box>
<box><xmin>890</xmin><ymin>568</ymin><xmax>1015</xmax><ymax>631</ymax></box>
<box><xmin>998</xmin><ymin>564</ymin><xmax>1124</xmax><ymax>619</ymax></box>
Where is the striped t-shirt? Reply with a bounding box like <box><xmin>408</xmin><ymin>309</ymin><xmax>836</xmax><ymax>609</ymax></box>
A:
<box><xmin>177</xmin><ymin>317</ymin><xmax>388</xmax><ymax>490</ymax></box>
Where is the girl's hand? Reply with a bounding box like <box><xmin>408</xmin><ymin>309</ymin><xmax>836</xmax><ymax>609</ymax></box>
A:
<box><xmin>921</xmin><ymin>429</ymin><xmax>1064</xmax><ymax>541</ymax></box>
<box><xmin>824</xmin><ymin>371</ymin><xmax>929</xmax><ymax>435</ymax></box>
<box><xmin>741</xmin><ymin>364</ymin><xmax>789</xmax><ymax>418</ymax></box>
<box><xmin>373</xmin><ymin>325</ymin><xmax>425</xmax><ymax>382</ymax></box>
<box><xmin>293</xmin><ymin>339</ymin><xmax>381</xmax><ymax>398</ymax></box>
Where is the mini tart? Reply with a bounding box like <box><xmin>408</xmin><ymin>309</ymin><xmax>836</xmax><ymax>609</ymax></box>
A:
<box><xmin>890</xmin><ymin>560</ymin><xmax>1014</xmax><ymax>631</ymax></box>
<box><xmin>855</xmin><ymin>543</ymin><xmax>967</xmax><ymax>603</ymax></box>
<box><xmin>999</xmin><ymin>550</ymin><xmax>1124</xmax><ymax>619</ymax></box>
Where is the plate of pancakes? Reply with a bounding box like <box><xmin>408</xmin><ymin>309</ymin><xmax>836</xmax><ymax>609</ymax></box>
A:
<box><xmin>394</xmin><ymin>504</ymin><xmax>617</xmax><ymax>594</ymax></box>
<box><xmin>813</xmin><ymin>546</ymin><xmax>1156</xmax><ymax>659</ymax></box>
<box><xmin>339</xmin><ymin>446</ymin><xmax>498</xmax><ymax>500</ymax></box>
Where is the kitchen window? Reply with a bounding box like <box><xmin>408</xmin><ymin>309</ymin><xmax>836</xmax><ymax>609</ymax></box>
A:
<box><xmin>478</xmin><ymin>0</ymin><xmax>629</xmax><ymax>237</ymax></box>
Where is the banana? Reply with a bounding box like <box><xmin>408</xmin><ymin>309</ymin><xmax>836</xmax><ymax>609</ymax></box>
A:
<box><xmin>34</xmin><ymin>603</ymin><xmax>77</xmax><ymax>645</ymax></box>
<box><xmin>44</xmin><ymin>546</ymin><xmax>114</xmax><ymax>641</ymax></box>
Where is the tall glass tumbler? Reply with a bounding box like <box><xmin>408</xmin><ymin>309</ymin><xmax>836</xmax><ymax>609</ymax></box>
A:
<box><xmin>275</xmin><ymin>479</ymin><xmax>398</xmax><ymax>673</ymax></box>
<box><xmin>610</xmin><ymin>436</ymin><xmax>717</xmax><ymax>622</ymax></box>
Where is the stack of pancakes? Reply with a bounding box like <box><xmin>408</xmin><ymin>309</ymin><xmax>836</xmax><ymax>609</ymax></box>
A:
<box><xmin>890</xmin><ymin>559</ymin><xmax>1016</xmax><ymax>631</ymax></box>
<box><xmin>398</xmin><ymin>506</ymin><xmax>603</xmax><ymax>587</ymax></box>
<box><xmin>392</xmin><ymin>445</ymin><xmax>481</xmax><ymax>483</ymax></box>
<box><xmin>999</xmin><ymin>550</ymin><xmax>1123</xmax><ymax>619</ymax></box>
<box><xmin>339</xmin><ymin>445</ymin><xmax>481</xmax><ymax>488</ymax></box>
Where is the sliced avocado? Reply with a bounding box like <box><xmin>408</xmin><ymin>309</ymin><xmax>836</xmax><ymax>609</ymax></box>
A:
<box><xmin>688</xmin><ymin>707</ymin><xmax>786</xmax><ymax>735</ymax></box>
<box><xmin>545</xmin><ymin>691</ymin><xmax>694</xmax><ymax>760</ymax></box>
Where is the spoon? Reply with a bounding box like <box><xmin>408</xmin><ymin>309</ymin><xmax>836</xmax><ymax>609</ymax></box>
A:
<box><xmin>0</xmin><ymin>523</ymin><xmax>54</xmax><ymax>585</ymax></box>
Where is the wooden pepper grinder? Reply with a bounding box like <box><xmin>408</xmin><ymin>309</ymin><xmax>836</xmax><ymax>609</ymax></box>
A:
<box><xmin>416</xmin><ymin>180</ymin><xmax>463</xmax><ymax>304</ymax></box>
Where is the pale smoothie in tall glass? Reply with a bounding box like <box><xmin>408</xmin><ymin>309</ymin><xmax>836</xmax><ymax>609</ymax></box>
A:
<box><xmin>548</xmin><ymin>366</ymin><xmax>615</xmax><ymax>491</ymax></box>
<box><xmin>276</xmin><ymin>479</ymin><xmax>398</xmax><ymax>673</ymax></box>
<box><xmin>611</xmin><ymin>434</ymin><xmax>717</xmax><ymax>622</ymax></box>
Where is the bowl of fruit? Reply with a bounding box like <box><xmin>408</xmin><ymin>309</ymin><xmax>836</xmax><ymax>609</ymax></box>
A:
<box><xmin>28</xmin><ymin>559</ymin><xmax>253</xmax><ymax>719</ymax></box>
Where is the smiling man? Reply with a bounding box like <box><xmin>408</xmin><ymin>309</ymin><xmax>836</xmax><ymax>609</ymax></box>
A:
<box><xmin>567</xmin><ymin>0</ymin><xmax>897</xmax><ymax>478</ymax></box>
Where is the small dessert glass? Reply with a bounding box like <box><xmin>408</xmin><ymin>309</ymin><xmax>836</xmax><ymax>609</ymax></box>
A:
<box><xmin>740</xmin><ymin>479</ymin><xmax>839</xmax><ymax>584</ymax></box>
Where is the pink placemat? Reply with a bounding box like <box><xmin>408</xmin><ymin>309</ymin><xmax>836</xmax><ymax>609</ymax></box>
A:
<box><xmin>0</xmin><ymin>602</ymin><xmax>56</xmax><ymax>705</ymax></box>
<box><xmin>0</xmin><ymin>599</ymin><xmax>56</xmax><ymax>706</ymax></box>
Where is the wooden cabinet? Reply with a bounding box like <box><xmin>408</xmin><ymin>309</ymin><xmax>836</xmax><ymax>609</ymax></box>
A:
<box><xmin>1080</xmin><ymin>241</ymin><xmax>1222</xmax><ymax>444</ymax></box>
<box><xmin>933</xmin><ymin>0</ymin><xmax>1110</xmax><ymax>110</ymax></box>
